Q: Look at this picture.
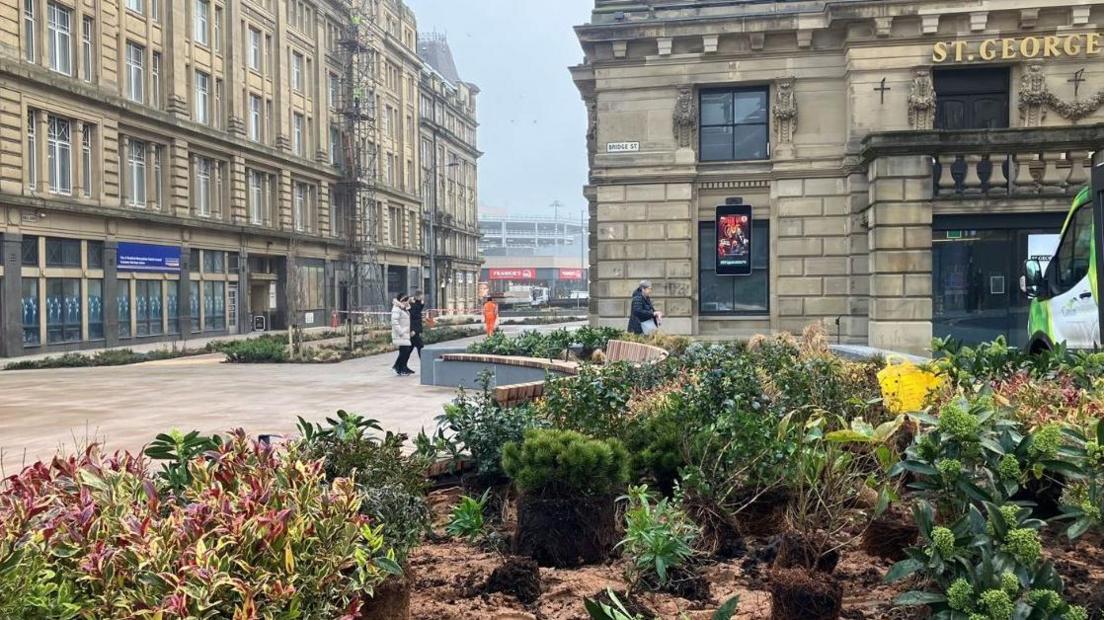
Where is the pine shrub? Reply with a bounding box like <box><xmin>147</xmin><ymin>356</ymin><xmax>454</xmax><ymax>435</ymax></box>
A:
<box><xmin>502</xmin><ymin>429</ymin><xmax>630</xmax><ymax>497</ymax></box>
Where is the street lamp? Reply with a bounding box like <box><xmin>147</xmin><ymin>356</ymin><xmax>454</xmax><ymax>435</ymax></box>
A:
<box><xmin>429</xmin><ymin>161</ymin><xmax>460</xmax><ymax>311</ymax></box>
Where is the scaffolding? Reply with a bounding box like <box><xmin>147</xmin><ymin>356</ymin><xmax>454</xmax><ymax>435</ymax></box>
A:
<box><xmin>337</xmin><ymin>0</ymin><xmax>386</xmax><ymax>313</ymax></box>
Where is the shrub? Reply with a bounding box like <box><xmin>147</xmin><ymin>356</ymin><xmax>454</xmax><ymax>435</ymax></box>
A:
<box><xmin>297</xmin><ymin>411</ymin><xmax>431</xmax><ymax>564</ymax></box>
<box><xmin>429</xmin><ymin>372</ymin><xmax>543</xmax><ymax>479</ymax></box>
<box><xmin>618</xmin><ymin>485</ymin><xmax>698</xmax><ymax>589</ymax></box>
<box><xmin>214</xmin><ymin>336</ymin><xmax>289</xmax><ymax>363</ymax></box>
<box><xmin>0</xmin><ymin>433</ymin><xmax>399</xmax><ymax>618</ymax></box>
<box><xmin>537</xmin><ymin>361</ymin><xmax>671</xmax><ymax>440</ymax></box>
<box><xmin>467</xmin><ymin>327</ymin><xmax>623</xmax><ymax>359</ymax></box>
<box><xmin>501</xmin><ymin>429</ymin><xmax>630</xmax><ymax>497</ymax></box>
<box><xmin>445</xmin><ymin>491</ymin><xmax>489</xmax><ymax>542</ymax></box>
<box><xmin>143</xmin><ymin>429</ymin><xmax>222</xmax><ymax>497</ymax></box>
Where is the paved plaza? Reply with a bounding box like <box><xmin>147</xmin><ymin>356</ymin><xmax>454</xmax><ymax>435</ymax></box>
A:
<box><xmin>0</xmin><ymin>323</ymin><xmax>583</xmax><ymax>473</ymax></box>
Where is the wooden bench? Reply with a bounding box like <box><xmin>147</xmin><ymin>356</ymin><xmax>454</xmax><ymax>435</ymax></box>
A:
<box><xmin>605</xmin><ymin>339</ymin><xmax>669</xmax><ymax>364</ymax></box>
<box><xmin>493</xmin><ymin>380</ymin><xmax>547</xmax><ymax>408</ymax></box>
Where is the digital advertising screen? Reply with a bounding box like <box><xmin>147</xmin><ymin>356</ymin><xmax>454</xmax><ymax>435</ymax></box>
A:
<box><xmin>715</xmin><ymin>204</ymin><xmax>753</xmax><ymax>276</ymax></box>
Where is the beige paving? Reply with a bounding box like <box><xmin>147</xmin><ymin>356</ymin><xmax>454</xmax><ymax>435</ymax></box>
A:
<box><xmin>0</xmin><ymin>322</ymin><xmax>586</xmax><ymax>474</ymax></box>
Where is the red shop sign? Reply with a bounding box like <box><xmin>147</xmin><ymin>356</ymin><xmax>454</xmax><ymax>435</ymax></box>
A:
<box><xmin>558</xmin><ymin>269</ymin><xmax>583</xmax><ymax>280</ymax></box>
<box><xmin>488</xmin><ymin>268</ymin><xmax>537</xmax><ymax>280</ymax></box>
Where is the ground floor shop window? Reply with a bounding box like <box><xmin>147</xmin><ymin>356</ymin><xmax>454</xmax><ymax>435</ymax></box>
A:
<box><xmin>204</xmin><ymin>281</ymin><xmax>225</xmax><ymax>330</ymax></box>
<box><xmin>118</xmin><ymin>284</ymin><xmax>131</xmax><ymax>339</ymax></box>
<box><xmin>46</xmin><ymin>278</ymin><xmax>82</xmax><ymax>344</ymax></box>
<box><xmin>190</xmin><ymin>281</ymin><xmax>200</xmax><ymax>333</ymax></box>
<box><xmin>22</xmin><ymin>278</ymin><xmax>40</xmax><ymax>346</ymax></box>
<box><xmin>135</xmin><ymin>280</ymin><xmax>163</xmax><ymax>337</ymax></box>
<box><xmin>698</xmin><ymin>221</ymin><xmax>769</xmax><ymax>314</ymax></box>
<box><xmin>167</xmin><ymin>284</ymin><xmax>179</xmax><ymax>334</ymax></box>
<box><xmin>88</xmin><ymin>279</ymin><xmax>103</xmax><ymax>340</ymax></box>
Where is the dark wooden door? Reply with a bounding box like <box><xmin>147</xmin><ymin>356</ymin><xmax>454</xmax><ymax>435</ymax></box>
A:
<box><xmin>934</xmin><ymin>67</ymin><xmax>1010</xmax><ymax>130</ymax></box>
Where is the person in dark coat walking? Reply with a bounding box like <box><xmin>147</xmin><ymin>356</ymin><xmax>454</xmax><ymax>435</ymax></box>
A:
<box><xmin>627</xmin><ymin>280</ymin><xmax>661</xmax><ymax>335</ymax></box>
<box><xmin>409</xmin><ymin>290</ymin><xmax>426</xmax><ymax>358</ymax></box>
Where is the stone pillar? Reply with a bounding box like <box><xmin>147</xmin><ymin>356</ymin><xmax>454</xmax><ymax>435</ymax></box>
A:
<box><xmin>275</xmin><ymin>255</ymin><xmax>289</xmax><ymax>330</ymax></box>
<box><xmin>103</xmin><ymin>241</ymin><xmax>120</xmax><ymax>348</ymax></box>
<box><xmin>1</xmin><ymin>233</ymin><xmax>24</xmax><ymax>358</ymax></box>
<box><xmin>179</xmin><ymin>245</ymin><xmax>193</xmax><ymax>340</ymax></box>
<box><xmin>238</xmin><ymin>246</ymin><xmax>250</xmax><ymax>333</ymax></box>
<box><xmin>866</xmin><ymin>155</ymin><xmax>934</xmax><ymax>355</ymax></box>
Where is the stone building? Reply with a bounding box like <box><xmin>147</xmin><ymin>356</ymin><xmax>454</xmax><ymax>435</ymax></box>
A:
<box><xmin>573</xmin><ymin>0</ymin><xmax>1104</xmax><ymax>353</ymax></box>
<box><xmin>418</xmin><ymin>33</ymin><xmax>481</xmax><ymax>312</ymax></box>
<box><xmin>0</xmin><ymin>0</ymin><xmax>479</xmax><ymax>358</ymax></box>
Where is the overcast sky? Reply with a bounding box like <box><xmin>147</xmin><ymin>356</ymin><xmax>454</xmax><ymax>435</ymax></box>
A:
<box><xmin>407</xmin><ymin>0</ymin><xmax>594</xmax><ymax>221</ymax></box>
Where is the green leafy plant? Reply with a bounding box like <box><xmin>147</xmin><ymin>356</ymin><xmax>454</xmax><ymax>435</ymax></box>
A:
<box><xmin>445</xmin><ymin>490</ymin><xmax>490</xmax><ymax>542</ymax></box>
<box><xmin>584</xmin><ymin>589</ymin><xmax>740</xmax><ymax>620</ymax></box>
<box><xmin>212</xmin><ymin>335</ymin><xmax>289</xmax><ymax>363</ymax></box>
<box><xmin>618</xmin><ymin>485</ymin><xmax>698</xmax><ymax>589</ymax></box>
<box><xmin>888</xmin><ymin>500</ymin><xmax>1086</xmax><ymax>619</ymax></box>
<box><xmin>501</xmin><ymin>429</ymin><xmax>631</xmax><ymax>497</ymax></box>
<box><xmin>1059</xmin><ymin>419</ymin><xmax>1104</xmax><ymax>539</ymax></box>
<box><xmin>143</xmin><ymin>429</ymin><xmax>222</xmax><ymax>496</ymax></box>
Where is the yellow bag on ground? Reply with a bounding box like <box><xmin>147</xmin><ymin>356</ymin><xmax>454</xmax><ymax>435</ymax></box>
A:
<box><xmin>878</xmin><ymin>355</ymin><xmax>943</xmax><ymax>414</ymax></box>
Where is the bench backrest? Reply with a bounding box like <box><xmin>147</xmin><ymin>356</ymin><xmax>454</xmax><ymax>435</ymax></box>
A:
<box><xmin>494</xmin><ymin>380</ymin><xmax>547</xmax><ymax>408</ymax></box>
<box><xmin>605</xmin><ymin>339</ymin><xmax>669</xmax><ymax>364</ymax></box>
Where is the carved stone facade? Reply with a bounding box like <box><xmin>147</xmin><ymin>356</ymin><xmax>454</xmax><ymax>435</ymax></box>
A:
<box><xmin>573</xmin><ymin>0</ymin><xmax>1104</xmax><ymax>354</ymax></box>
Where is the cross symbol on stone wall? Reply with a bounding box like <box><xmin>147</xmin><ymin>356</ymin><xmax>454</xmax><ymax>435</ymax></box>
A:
<box><xmin>874</xmin><ymin>77</ymin><xmax>891</xmax><ymax>104</ymax></box>
<box><xmin>1068</xmin><ymin>68</ymin><xmax>1086</xmax><ymax>98</ymax></box>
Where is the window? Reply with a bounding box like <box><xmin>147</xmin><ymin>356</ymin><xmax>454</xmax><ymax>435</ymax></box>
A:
<box><xmin>699</xmin><ymin>87</ymin><xmax>769</xmax><ymax>162</ymax></box>
<box><xmin>135</xmin><ymin>280</ymin><xmax>163</xmax><ymax>336</ymax></box>
<box><xmin>45</xmin><ymin>238</ymin><xmax>80</xmax><ymax>267</ymax></box>
<box><xmin>296</xmin><ymin>261</ymin><xmax>324</xmax><ymax>310</ymax></box>
<box><xmin>126</xmin><ymin>138</ymin><xmax>147</xmax><ymax>207</ymax></box>
<box><xmin>328</xmin><ymin>73</ymin><xmax>338</xmax><ymax>108</ymax></box>
<box><xmin>194</xmin><ymin>0</ymin><xmax>210</xmax><ymax>46</ymax></box>
<box><xmin>87</xmin><ymin>240</ymin><xmax>103</xmax><ymax>269</ymax></box>
<box><xmin>249</xmin><ymin>94</ymin><xmax>262</xmax><ymax>141</ymax></box>
<box><xmin>330</xmin><ymin>125</ymin><xmax>341</xmax><ymax>165</ymax></box>
<box><xmin>46</xmin><ymin>278</ymin><xmax>81</xmax><ymax>343</ymax></box>
<box><xmin>248</xmin><ymin>169</ymin><xmax>264</xmax><ymax>224</ymax></box>
<box><xmin>88</xmin><ymin>279</ymin><xmax>104</xmax><ymax>340</ymax></box>
<box><xmin>248</xmin><ymin>28</ymin><xmax>262</xmax><ymax>71</ymax></box>
<box><xmin>126</xmin><ymin>42</ymin><xmax>144</xmax><ymax>103</ymax></box>
<box><xmin>195</xmin><ymin>157</ymin><xmax>211</xmax><ymax>216</ymax></box>
<box><xmin>81</xmin><ymin>124</ymin><xmax>92</xmax><ymax>197</ymax></box>
<box><xmin>213</xmin><ymin>6</ymin><xmax>222</xmax><ymax>51</ymax></box>
<box><xmin>152</xmin><ymin>144</ymin><xmax>163</xmax><ymax>207</ymax></box>
<box><xmin>22</xmin><ymin>236</ymin><xmax>39</xmax><ymax>267</ymax></box>
<box><xmin>292</xmin><ymin>113</ymin><xmax>304</xmax><ymax>156</ymax></box>
<box><xmin>150</xmin><ymin>0</ymin><xmax>160</xmax><ymax>22</ymax></box>
<box><xmin>167</xmin><ymin>282</ymin><xmax>179</xmax><ymax>334</ymax></box>
<box><xmin>1053</xmin><ymin>206</ymin><xmax>1095</xmax><ymax>294</ymax></box>
<box><xmin>22</xmin><ymin>278</ymin><xmax>40</xmax><ymax>346</ymax></box>
<box><xmin>294</xmin><ymin>182</ymin><xmax>310</xmax><ymax>232</ymax></box>
<box><xmin>291</xmin><ymin>51</ymin><xmax>303</xmax><ymax>91</ymax></box>
<box><xmin>214</xmin><ymin>78</ymin><xmax>223</xmax><ymax>128</ymax></box>
<box><xmin>47</xmin><ymin>2</ymin><xmax>72</xmax><ymax>76</ymax></box>
<box><xmin>118</xmin><ymin>282</ymin><xmax>131</xmax><ymax>338</ymax></box>
<box><xmin>203</xmin><ymin>250</ymin><xmax>225</xmax><ymax>274</ymax></box>
<box><xmin>126</xmin><ymin>0</ymin><xmax>145</xmax><ymax>15</ymax></box>
<box><xmin>24</xmin><ymin>0</ymin><xmax>35</xmax><ymax>62</ymax></box>
<box><xmin>47</xmin><ymin>115</ymin><xmax>71</xmax><ymax>195</ymax></box>
<box><xmin>204</xmin><ymin>281</ymin><xmax>225</xmax><ymax>330</ymax></box>
<box><xmin>81</xmin><ymin>16</ymin><xmax>93</xmax><ymax>81</ymax></box>
<box><xmin>388</xmin><ymin>206</ymin><xmax>400</xmax><ymax>246</ymax></box>
<box><xmin>698</xmin><ymin>220</ymin><xmax>769</xmax><ymax>314</ymax></box>
<box><xmin>26</xmin><ymin>109</ymin><xmax>37</xmax><ymax>188</ymax></box>
<box><xmin>151</xmin><ymin>52</ymin><xmax>161</xmax><ymax>107</ymax></box>
<box><xmin>194</xmin><ymin>70</ymin><xmax>209</xmax><ymax>124</ymax></box>
<box><xmin>189</xmin><ymin>280</ymin><xmax>200</xmax><ymax>333</ymax></box>
<box><xmin>934</xmin><ymin>67</ymin><xmax>1010</xmax><ymax>130</ymax></box>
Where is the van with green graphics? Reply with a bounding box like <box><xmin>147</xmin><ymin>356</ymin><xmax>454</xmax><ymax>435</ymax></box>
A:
<box><xmin>1022</xmin><ymin>179</ymin><xmax>1102</xmax><ymax>352</ymax></box>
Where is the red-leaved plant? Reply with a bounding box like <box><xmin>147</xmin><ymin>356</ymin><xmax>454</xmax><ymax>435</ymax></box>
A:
<box><xmin>0</xmin><ymin>430</ymin><xmax>399</xmax><ymax>619</ymax></box>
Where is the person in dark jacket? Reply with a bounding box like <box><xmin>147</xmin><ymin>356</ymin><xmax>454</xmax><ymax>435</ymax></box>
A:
<box><xmin>409</xmin><ymin>290</ymin><xmax>425</xmax><ymax>358</ymax></box>
<box><xmin>627</xmin><ymin>280</ymin><xmax>661</xmax><ymax>335</ymax></box>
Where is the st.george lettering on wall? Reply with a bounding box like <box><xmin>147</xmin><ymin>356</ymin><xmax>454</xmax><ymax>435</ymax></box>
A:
<box><xmin>933</xmin><ymin>33</ymin><xmax>1103</xmax><ymax>63</ymax></box>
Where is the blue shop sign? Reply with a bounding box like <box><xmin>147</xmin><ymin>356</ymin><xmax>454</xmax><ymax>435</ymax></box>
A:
<box><xmin>117</xmin><ymin>242</ymin><xmax>181</xmax><ymax>273</ymax></box>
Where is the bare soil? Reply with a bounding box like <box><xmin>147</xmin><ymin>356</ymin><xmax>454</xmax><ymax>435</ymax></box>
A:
<box><xmin>411</xmin><ymin>489</ymin><xmax>1104</xmax><ymax>620</ymax></box>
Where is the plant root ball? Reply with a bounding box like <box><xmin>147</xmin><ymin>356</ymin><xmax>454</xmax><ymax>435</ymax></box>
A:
<box><xmin>769</xmin><ymin>567</ymin><xmax>843</xmax><ymax>620</ymax></box>
<box><xmin>514</xmin><ymin>494</ymin><xmax>619</xmax><ymax>568</ymax></box>
<box><xmin>484</xmin><ymin>556</ymin><xmax>542</xmax><ymax>605</ymax></box>
<box><xmin>861</xmin><ymin>513</ymin><xmax>919</xmax><ymax>562</ymax></box>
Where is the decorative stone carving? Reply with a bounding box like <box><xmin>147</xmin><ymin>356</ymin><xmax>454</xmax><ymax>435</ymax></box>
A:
<box><xmin>907</xmin><ymin>68</ymin><xmax>936</xmax><ymax>130</ymax></box>
<box><xmin>1019</xmin><ymin>63</ymin><xmax>1104</xmax><ymax>125</ymax></box>
<box><xmin>673</xmin><ymin>85</ymin><xmax>697</xmax><ymax>149</ymax></box>
<box><xmin>773</xmin><ymin>77</ymin><xmax>798</xmax><ymax>146</ymax></box>
<box><xmin>585</xmin><ymin>97</ymin><xmax>598</xmax><ymax>166</ymax></box>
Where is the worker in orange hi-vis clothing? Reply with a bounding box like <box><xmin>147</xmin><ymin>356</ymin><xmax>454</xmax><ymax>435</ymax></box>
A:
<box><xmin>482</xmin><ymin>296</ymin><xmax>499</xmax><ymax>337</ymax></box>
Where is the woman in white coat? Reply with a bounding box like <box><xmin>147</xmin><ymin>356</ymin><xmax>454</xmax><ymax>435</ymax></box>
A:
<box><xmin>391</xmin><ymin>294</ymin><xmax>414</xmax><ymax>376</ymax></box>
